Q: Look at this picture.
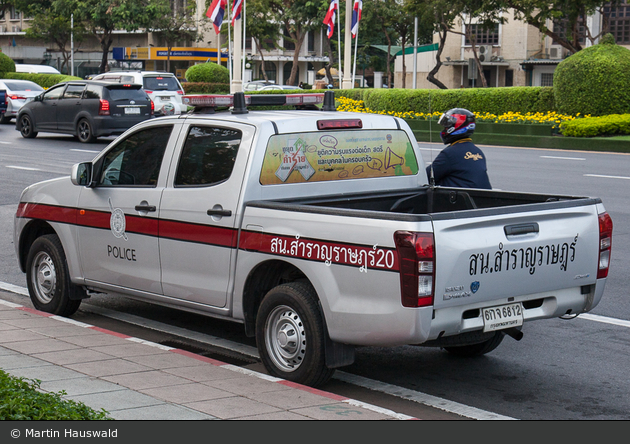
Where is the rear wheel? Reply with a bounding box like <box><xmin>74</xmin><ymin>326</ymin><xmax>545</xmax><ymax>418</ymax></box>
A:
<box><xmin>77</xmin><ymin>118</ymin><xmax>96</xmax><ymax>143</ymax></box>
<box><xmin>256</xmin><ymin>282</ymin><xmax>334</xmax><ymax>387</ymax></box>
<box><xmin>443</xmin><ymin>331</ymin><xmax>505</xmax><ymax>357</ymax></box>
<box><xmin>19</xmin><ymin>115</ymin><xmax>37</xmax><ymax>138</ymax></box>
<box><xmin>26</xmin><ymin>234</ymin><xmax>83</xmax><ymax>317</ymax></box>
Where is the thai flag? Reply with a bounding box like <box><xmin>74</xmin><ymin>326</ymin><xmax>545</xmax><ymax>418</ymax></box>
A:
<box><xmin>323</xmin><ymin>0</ymin><xmax>338</xmax><ymax>39</ymax></box>
<box><xmin>231</xmin><ymin>0</ymin><xmax>243</xmax><ymax>26</ymax></box>
<box><xmin>351</xmin><ymin>0</ymin><xmax>362</xmax><ymax>38</ymax></box>
<box><xmin>206</xmin><ymin>0</ymin><xmax>227</xmax><ymax>34</ymax></box>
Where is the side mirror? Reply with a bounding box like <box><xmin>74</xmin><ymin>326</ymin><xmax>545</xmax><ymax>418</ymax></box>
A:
<box><xmin>71</xmin><ymin>162</ymin><xmax>93</xmax><ymax>187</ymax></box>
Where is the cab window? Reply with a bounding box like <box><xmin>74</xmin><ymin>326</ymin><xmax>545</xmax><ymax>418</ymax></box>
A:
<box><xmin>98</xmin><ymin>125</ymin><xmax>173</xmax><ymax>187</ymax></box>
<box><xmin>174</xmin><ymin>126</ymin><xmax>242</xmax><ymax>187</ymax></box>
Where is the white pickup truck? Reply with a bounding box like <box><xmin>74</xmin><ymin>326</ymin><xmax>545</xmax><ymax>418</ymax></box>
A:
<box><xmin>14</xmin><ymin>92</ymin><xmax>613</xmax><ymax>387</ymax></box>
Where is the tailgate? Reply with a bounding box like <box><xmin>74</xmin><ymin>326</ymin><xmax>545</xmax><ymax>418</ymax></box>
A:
<box><xmin>431</xmin><ymin>204</ymin><xmax>601</xmax><ymax>310</ymax></box>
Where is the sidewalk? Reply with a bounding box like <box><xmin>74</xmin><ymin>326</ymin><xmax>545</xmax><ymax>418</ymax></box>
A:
<box><xmin>0</xmin><ymin>297</ymin><xmax>414</xmax><ymax>421</ymax></box>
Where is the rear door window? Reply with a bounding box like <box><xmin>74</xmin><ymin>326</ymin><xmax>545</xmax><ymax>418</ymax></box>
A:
<box><xmin>260</xmin><ymin>129</ymin><xmax>419</xmax><ymax>185</ymax></box>
<box><xmin>62</xmin><ymin>84</ymin><xmax>85</xmax><ymax>99</ymax></box>
<box><xmin>175</xmin><ymin>126</ymin><xmax>242</xmax><ymax>186</ymax></box>
<box><xmin>143</xmin><ymin>76</ymin><xmax>180</xmax><ymax>91</ymax></box>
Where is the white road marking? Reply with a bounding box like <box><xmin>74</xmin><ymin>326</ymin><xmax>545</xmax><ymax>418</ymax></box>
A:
<box><xmin>6</xmin><ymin>165</ymin><xmax>40</xmax><ymax>171</ymax></box>
<box><xmin>70</xmin><ymin>149</ymin><xmax>101</xmax><ymax>153</ymax></box>
<box><xmin>0</xmin><ymin>141</ymin><xmax>10</xmax><ymax>144</ymax></box>
<box><xmin>584</xmin><ymin>174</ymin><xmax>630</xmax><ymax>180</ymax></box>
<box><xmin>2</xmin><ymin>281</ymin><xmax>629</xmax><ymax>419</ymax></box>
<box><xmin>540</xmin><ymin>156</ymin><xmax>585</xmax><ymax>161</ymax></box>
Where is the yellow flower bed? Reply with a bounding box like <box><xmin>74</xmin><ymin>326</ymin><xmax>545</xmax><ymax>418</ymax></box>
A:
<box><xmin>335</xmin><ymin>97</ymin><xmax>586</xmax><ymax>125</ymax></box>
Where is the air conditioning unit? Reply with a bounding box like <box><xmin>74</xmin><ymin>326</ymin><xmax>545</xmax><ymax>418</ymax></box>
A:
<box><xmin>549</xmin><ymin>46</ymin><xmax>563</xmax><ymax>59</ymax></box>
<box><xmin>478</xmin><ymin>45</ymin><xmax>492</xmax><ymax>62</ymax></box>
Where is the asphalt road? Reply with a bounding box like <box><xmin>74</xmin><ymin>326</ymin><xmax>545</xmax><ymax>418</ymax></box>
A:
<box><xmin>1</xmin><ymin>125</ymin><xmax>629</xmax><ymax>420</ymax></box>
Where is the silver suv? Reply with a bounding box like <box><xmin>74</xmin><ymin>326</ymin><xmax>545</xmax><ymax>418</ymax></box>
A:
<box><xmin>91</xmin><ymin>71</ymin><xmax>187</xmax><ymax>116</ymax></box>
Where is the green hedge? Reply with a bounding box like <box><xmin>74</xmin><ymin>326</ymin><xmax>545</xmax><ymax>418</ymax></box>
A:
<box><xmin>0</xmin><ymin>52</ymin><xmax>16</xmax><ymax>73</ymax></box>
<box><xmin>182</xmin><ymin>82</ymin><xmax>230</xmax><ymax>94</ymax></box>
<box><xmin>560</xmin><ymin>114</ymin><xmax>630</xmax><ymax>137</ymax></box>
<box><xmin>184</xmin><ymin>62</ymin><xmax>229</xmax><ymax>83</ymax></box>
<box><xmin>1</xmin><ymin>72</ymin><xmax>82</xmax><ymax>88</ymax></box>
<box><xmin>337</xmin><ymin>86</ymin><xmax>556</xmax><ymax>115</ymax></box>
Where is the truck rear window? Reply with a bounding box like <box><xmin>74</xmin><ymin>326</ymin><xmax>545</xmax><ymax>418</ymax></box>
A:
<box><xmin>260</xmin><ymin>130</ymin><xmax>419</xmax><ymax>185</ymax></box>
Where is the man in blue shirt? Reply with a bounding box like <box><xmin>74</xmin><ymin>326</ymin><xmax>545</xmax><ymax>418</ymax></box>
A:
<box><xmin>426</xmin><ymin>108</ymin><xmax>492</xmax><ymax>189</ymax></box>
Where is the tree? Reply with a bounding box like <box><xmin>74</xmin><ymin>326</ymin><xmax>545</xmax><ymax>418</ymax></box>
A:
<box><xmin>245</xmin><ymin>0</ymin><xmax>281</xmax><ymax>82</ymax></box>
<box><xmin>63</xmin><ymin>0</ymin><xmax>154</xmax><ymax>73</ymax></box>
<box><xmin>265</xmin><ymin>0</ymin><xmax>324</xmax><ymax>86</ymax></box>
<box><xmin>505</xmin><ymin>0</ymin><xmax>612</xmax><ymax>54</ymax></box>
<box><xmin>392</xmin><ymin>3</ymin><xmax>414</xmax><ymax>88</ymax></box>
<box><xmin>15</xmin><ymin>1</ymin><xmax>87</xmax><ymax>74</ymax></box>
<box><xmin>370</xmin><ymin>0</ymin><xmax>401</xmax><ymax>88</ymax></box>
<box><xmin>149</xmin><ymin>0</ymin><xmax>200</xmax><ymax>72</ymax></box>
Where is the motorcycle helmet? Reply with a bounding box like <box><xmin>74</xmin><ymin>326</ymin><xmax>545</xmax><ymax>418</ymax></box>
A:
<box><xmin>438</xmin><ymin>108</ymin><xmax>476</xmax><ymax>144</ymax></box>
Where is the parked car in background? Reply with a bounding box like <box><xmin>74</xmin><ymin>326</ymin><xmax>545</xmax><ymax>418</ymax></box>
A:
<box><xmin>15</xmin><ymin>64</ymin><xmax>62</xmax><ymax>74</ymax></box>
<box><xmin>0</xmin><ymin>80</ymin><xmax>45</xmax><ymax>124</ymax></box>
<box><xmin>259</xmin><ymin>84</ymin><xmax>303</xmax><ymax>91</ymax></box>
<box><xmin>16</xmin><ymin>80</ymin><xmax>154</xmax><ymax>143</ymax></box>
<box><xmin>244</xmin><ymin>80</ymin><xmax>275</xmax><ymax>91</ymax></box>
<box><xmin>91</xmin><ymin>71</ymin><xmax>186</xmax><ymax>116</ymax></box>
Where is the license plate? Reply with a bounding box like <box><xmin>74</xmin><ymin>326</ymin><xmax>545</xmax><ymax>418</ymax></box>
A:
<box><xmin>160</xmin><ymin>96</ymin><xmax>172</xmax><ymax>100</ymax></box>
<box><xmin>124</xmin><ymin>107</ymin><xmax>140</xmax><ymax>115</ymax></box>
<box><xmin>482</xmin><ymin>303</ymin><xmax>523</xmax><ymax>332</ymax></box>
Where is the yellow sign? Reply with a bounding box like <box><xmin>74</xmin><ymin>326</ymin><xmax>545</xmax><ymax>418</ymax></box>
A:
<box><xmin>115</xmin><ymin>47</ymin><xmax>228</xmax><ymax>62</ymax></box>
<box><xmin>260</xmin><ymin>130</ymin><xmax>419</xmax><ymax>185</ymax></box>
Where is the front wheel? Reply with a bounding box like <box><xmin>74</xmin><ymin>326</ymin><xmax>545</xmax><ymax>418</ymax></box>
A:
<box><xmin>256</xmin><ymin>282</ymin><xmax>334</xmax><ymax>387</ymax></box>
<box><xmin>77</xmin><ymin>118</ymin><xmax>96</xmax><ymax>143</ymax></box>
<box><xmin>19</xmin><ymin>115</ymin><xmax>37</xmax><ymax>138</ymax></box>
<box><xmin>443</xmin><ymin>331</ymin><xmax>505</xmax><ymax>357</ymax></box>
<box><xmin>26</xmin><ymin>234</ymin><xmax>83</xmax><ymax>317</ymax></box>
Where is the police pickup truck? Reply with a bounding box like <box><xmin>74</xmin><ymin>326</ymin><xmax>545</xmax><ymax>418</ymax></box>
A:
<box><xmin>14</xmin><ymin>92</ymin><xmax>613</xmax><ymax>387</ymax></box>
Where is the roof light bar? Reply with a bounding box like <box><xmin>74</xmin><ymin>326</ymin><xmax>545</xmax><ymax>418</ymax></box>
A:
<box><xmin>182</xmin><ymin>92</ymin><xmax>328</xmax><ymax>114</ymax></box>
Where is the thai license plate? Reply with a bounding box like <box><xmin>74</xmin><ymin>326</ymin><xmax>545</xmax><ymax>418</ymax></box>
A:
<box><xmin>125</xmin><ymin>107</ymin><xmax>140</xmax><ymax>114</ymax></box>
<box><xmin>482</xmin><ymin>303</ymin><xmax>523</xmax><ymax>332</ymax></box>
<box><xmin>160</xmin><ymin>96</ymin><xmax>171</xmax><ymax>100</ymax></box>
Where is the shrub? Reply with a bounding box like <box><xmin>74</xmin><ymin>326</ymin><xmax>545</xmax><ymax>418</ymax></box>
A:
<box><xmin>0</xmin><ymin>370</ymin><xmax>111</xmax><ymax>420</ymax></box>
<box><xmin>185</xmin><ymin>62</ymin><xmax>229</xmax><ymax>83</ymax></box>
<box><xmin>183</xmin><ymin>82</ymin><xmax>230</xmax><ymax>94</ymax></box>
<box><xmin>1</xmin><ymin>72</ymin><xmax>82</xmax><ymax>88</ymax></box>
<box><xmin>560</xmin><ymin>114</ymin><xmax>630</xmax><ymax>137</ymax></box>
<box><xmin>554</xmin><ymin>33</ymin><xmax>630</xmax><ymax>116</ymax></box>
<box><xmin>0</xmin><ymin>52</ymin><xmax>15</xmax><ymax>74</ymax></box>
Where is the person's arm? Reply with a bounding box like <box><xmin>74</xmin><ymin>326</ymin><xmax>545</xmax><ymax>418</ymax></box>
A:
<box><xmin>426</xmin><ymin>150</ymin><xmax>451</xmax><ymax>184</ymax></box>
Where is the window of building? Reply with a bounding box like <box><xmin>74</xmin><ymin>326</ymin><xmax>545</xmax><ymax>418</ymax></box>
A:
<box><xmin>308</xmin><ymin>31</ymin><xmax>314</xmax><ymax>52</ymax></box>
<box><xmin>553</xmin><ymin>17</ymin><xmax>586</xmax><ymax>46</ymax></box>
<box><xmin>283</xmin><ymin>28</ymin><xmax>295</xmax><ymax>51</ymax></box>
<box><xmin>505</xmin><ymin>69</ymin><xmax>513</xmax><ymax>87</ymax></box>
<box><xmin>464</xmin><ymin>23</ymin><xmax>499</xmax><ymax>45</ymax></box>
<box><xmin>10</xmin><ymin>7</ymin><xmax>21</xmax><ymax>20</ymax></box>
<box><xmin>604</xmin><ymin>1</ymin><xmax>630</xmax><ymax>43</ymax></box>
<box><xmin>540</xmin><ymin>73</ymin><xmax>554</xmax><ymax>87</ymax></box>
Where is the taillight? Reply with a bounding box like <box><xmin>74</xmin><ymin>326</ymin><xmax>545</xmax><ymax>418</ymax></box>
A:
<box><xmin>317</xmin><ymin>119</ymin><xmax>362</xmax><ymax>130</ymax></box>
<box><xmin>10</xmin><ymin>95</ymin><xmax>27</xmax><ymax>100</ymax></box>
<box><xmin>98</xmin><ymin>99</ymin><xmax>110</xmax><ymax>116</ymax></box>
<box><xmin>394</xmin><ymin>231</ymin><xmax>435</xmax><ymax>307</ymax></box>
<box><xmin>150</xmin><ymin>99</ymin><xmax>154</xmax><ymax>115</ymax></box>
<box><xmin>176</xmin><ymin>90</ymin><xmax>184</xmax><ymax>95</ymax></box>
<box><xmin>598</xmin><ymin>212</ymin><xmax>613</xmax><ymax>279</ymax></box>
<box><xmin>145</xmin><ymin>90</ymin><xmax>153</xmax><ymax>94</ymax></box>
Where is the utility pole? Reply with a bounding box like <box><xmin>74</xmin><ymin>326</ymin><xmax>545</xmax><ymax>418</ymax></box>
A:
<box><xmin>342</xmin><ymin>0</ymin><xmax>353</xmax><ymax>89</ymax></box>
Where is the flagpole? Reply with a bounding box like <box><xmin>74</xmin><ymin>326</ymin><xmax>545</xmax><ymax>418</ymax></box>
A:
<box><xmin>242</xmin><ymin>0</ymin><xmax>247</xmax><ymax>85</ymax></box>
<box><xmin>352</xmin><ymin>27</ymin><xmax>358</xmax><ymax>88</ymax></box>
<box><xmin>336</xmin><ymin>1</ymin><xmax>341</xmax><ymax>88</ymax></box>
<box><xmin>342</xmin><ymin>0</ymin><xmax>352</xmax><ymax>89</ymax></box>
<box><xmin>227</xmin><ymin>0</ymin><xmax>233</xmax><ymax>91</ymax></box>
<box><xmin>233</xmin><ymin>1</ymin><xmax>243</xmax><ymax>92</ymax></box>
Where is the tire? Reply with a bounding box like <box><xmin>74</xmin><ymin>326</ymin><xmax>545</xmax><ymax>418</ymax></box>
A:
<box><xmin>77</xmin><ymin>118</ymin><xmax>96</xmax><ymax>143</ymax></box>
<box><xmin>26</xmin><ymin>234</ymin><xmax>83</xmax><ymax>317</ymax></box>
<box><xmin>443</xmin><ymin>331</ymin><xmax>505</xmax><ymax>357</ymax></box>
<box><xmin>19</xmin><ymin>114</ymin><xmax>37</xmax><ymax>138</ymax></box>
<box><xmin>256</xmin><ymin>282</ymin><xmax>335</xmax><ymax>387</ymax></box>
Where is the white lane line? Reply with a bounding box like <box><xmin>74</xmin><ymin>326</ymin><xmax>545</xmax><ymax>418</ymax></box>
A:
<box><xmin>70</xmin><ymin>149</ymin><xmax>101</xmax><ymax>153</ymax></box>
<box><xmin>0</xmin><ymin>141</ymin><xmax>10</xmax><ymax>144</ymax></box>
<box><xmin>540</xmin><ymin>156</ymin><xmax>585</xmax><ymax>161</ymax></box>
<box><xmin>6</xmin><ymin>165</ymin><xmax>40</xmax><ymax>171</ymax></box>
<box><xmin>334</xmin><ymin>371</ymin><xmax>516</xmax><ymax>420</ymax></box>
<box><xmin>578</xmin><ymin>313</ymin><xmax>630</xmax><ymax>328</ymax></box>
<box><xmin>584</xmin><ymin>174</ymin><xmax>630</xmax><ymax>180</ymax></box>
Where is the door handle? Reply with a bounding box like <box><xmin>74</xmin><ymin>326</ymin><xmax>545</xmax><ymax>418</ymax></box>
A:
<box><xmin>504</xmin><ymin>223</ymin><xmax>539</xmax><ymax>236</ymax></box>
<box><xmin>207</xmin><ymin>209</ymin><xmax>232</xmax><ymax>217</ymax></box>
<box><xmin>135</xmin><ymin>204</ymin><xmax>156</xmax><ymax>212</ymax></box>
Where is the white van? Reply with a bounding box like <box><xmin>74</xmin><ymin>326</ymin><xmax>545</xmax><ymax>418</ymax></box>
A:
<box><xmin>15</xmin><ymin>64</ymin><xmax>61</xmax><ymax>74</ymax></box>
